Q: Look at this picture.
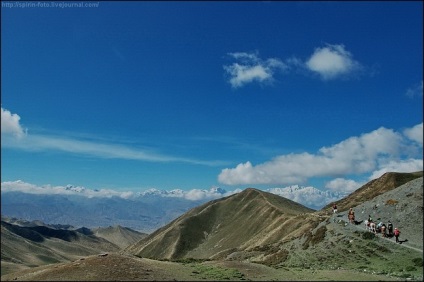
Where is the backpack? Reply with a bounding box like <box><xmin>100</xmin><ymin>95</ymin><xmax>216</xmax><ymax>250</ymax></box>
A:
<box><xmin>388</xmin><ymin>223</ymin><xmax>393</xmax><ymax>230</ymax></box>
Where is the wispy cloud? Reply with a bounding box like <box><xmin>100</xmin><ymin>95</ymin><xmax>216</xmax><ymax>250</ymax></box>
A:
<box><xmin>224</xmin><ymin>44</ymin><xmax>363</xmax><ymax>87</ymax></box>
<box><xmin>1</xmin><ymin>107</ymin><xmax>227</xmax><ymax>167</ymax></box>
<box><xmin>223</xmin><ymin>52</ymin><xmax>287</xmax><ymax>88</ymax></box>
<box><xmin>305</xmin><ymin>44</ymin><xmax>362</xmax><ymax>80</ymax></box>
<box><xmin>406</xmin><ymin>80</ymin><xmax>423</xmax><ymax>98</ymax></box>
<box><xmin>218</xmin><ymin>123</ymin><xmax>423</xmax><ymax>186</ymax></box>
<box><xmin>403</xmin><ymin>122</ymin><xmax>423</xmax><ymax>146</ymax></box>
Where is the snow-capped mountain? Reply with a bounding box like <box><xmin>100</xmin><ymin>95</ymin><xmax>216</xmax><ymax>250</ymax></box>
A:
<box><xmin>65</xmin><ymin>184</ymin><xmax>86</xmax><ymax>193</ymax></box>
<box><xmin>266</xmin><ymin>185</ymin><xmax>348</xmax><ymax>210</ymax></box>
<box><xmin>1</xmin><ymin>180</ymin><xmax>348</xmax><ymax>232</ymax></box>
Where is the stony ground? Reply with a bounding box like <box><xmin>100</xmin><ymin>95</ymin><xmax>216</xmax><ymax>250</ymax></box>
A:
<box><xmin>0</xmin><ymin>252</ymin><xmax>404</xmax><ymax>281</ymax></box>
<box><xmin>2</xmin><ymin>177</ymin><xmax>422</xmax><ymax>281</ymax></box>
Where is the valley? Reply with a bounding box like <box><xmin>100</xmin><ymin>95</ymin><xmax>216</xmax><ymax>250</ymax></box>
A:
<box><xmin>1</xmin><ymin>172</ymin><xmax>423</xmax><ymax>281</ymax></box>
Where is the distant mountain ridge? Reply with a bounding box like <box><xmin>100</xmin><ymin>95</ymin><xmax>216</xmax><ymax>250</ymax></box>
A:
<box><xmin>126</xmin><ymin>172</ymin><xmax>423</xmax><ymax>270</ymax></box>
<box><xmin>1</xmin><ymin>182</ymin><xmax>345</xmax><ymax>232</ymax></box>
<box><xmin>1</xmin><ymin>172</ymin><xmax>422</xmax><ymax>281</ymax></box>
<box><xmin>0</xmin><ymin>192</ymin><xmax>204</xmax><ymax>233</ymax></box>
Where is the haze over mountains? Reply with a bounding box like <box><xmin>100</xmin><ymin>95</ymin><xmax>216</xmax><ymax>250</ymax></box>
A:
<box><xmin>1</xmin><ymin>218</ymin><xmax>145</xmax><ymax>275</ymax></box>
<box><xmin>2</xmin><ymin>171</ymin><xmax>422</xmax><ymax>281</ymax></box>
<box><xmin>127</xmin><ymin>172</ymin><xmax>423</xmax><ymax>262</ymax></box>
<box><xmin>1</xmin><ymin>182</ymin><xmax>347</xmax><ymax>232</ymax></box>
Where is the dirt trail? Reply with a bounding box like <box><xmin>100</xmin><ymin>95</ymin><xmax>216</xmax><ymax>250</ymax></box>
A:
<box><xmin>330</xmin><ymin>212</ymin><xmax>423</xmax><ymax>253</ymax></box>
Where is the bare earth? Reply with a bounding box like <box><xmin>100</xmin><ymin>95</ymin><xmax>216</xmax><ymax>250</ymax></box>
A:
<box><xmin>1</xmin><ymin>252</ymin><xmax>404</xmax><ymax>281</ymax></box>
<box><xmin>2</xmin><ymin>175</ymin><xmax>422</xmax><ymax>281</ymax></box>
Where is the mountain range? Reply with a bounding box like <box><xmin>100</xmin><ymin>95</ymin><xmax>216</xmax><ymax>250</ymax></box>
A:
<box><xmin>1</xmin><ymin>183</ymin><xmax>346</xmax><ymax>233</ymax></box>
<box><xmin>1</xmin><ymin>218</ymin><xmax>145</xmax><ymax>276</ymax></box>
<box><xmin>1</xmin><ymin>171</ymin><xmax>423</xmax><ymax>281</ymax></box>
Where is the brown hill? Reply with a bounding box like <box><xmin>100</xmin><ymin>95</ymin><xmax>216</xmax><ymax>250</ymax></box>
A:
<box><xmin>92</xmin><ymin>225</ymin><xmax>147</xmax><ymax>249</ymax></box>
<box><xmin>320</xmin><ymin>171</ymin><xmax>423</xmax><ymax>214</ymax></box>
<box><xmin>126</xmin><ymin>188</ymin><xmax>317</xmax><ymax>260</ymax></box>
<box><xmin>0</xmin><ymin>252</ymin><xmax>403</xmax><ymax>281</ymax></box>
<box><xmin>0</xmin><ymin>220</ymin><xmax>120</xmax><ymax>276</ymax></box>
<box><xmin>4</xmin><ymin>175</ymin><xmax>422</xmax><ymax>281</ymax></box>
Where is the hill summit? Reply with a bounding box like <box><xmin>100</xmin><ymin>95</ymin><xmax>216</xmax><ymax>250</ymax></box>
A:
<box><xmin>126</xmin><ymin>188</ymin><xmax>316</xmax><ymax>260</ymax></box>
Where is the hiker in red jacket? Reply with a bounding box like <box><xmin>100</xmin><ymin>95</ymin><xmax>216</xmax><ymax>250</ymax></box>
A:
<box><xmin>394</xmin><ymin>227</ymin><xmax>401</xmax><ymax>243</ymax></box>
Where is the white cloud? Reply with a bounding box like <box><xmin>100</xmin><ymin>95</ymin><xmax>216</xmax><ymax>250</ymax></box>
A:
<box><xmin>305</xmin><ymin>44</ymin><xmax>361</xmax><ymax>80</ymax></box>
<box><xmin>224</xmin><ymin>44</ymin><xmax>364</xmax><ymax>86</ymax></box>
<box><xmin>224</xmin><ymin>52</ymin><xmax>287</xmax><ymax>88</ymax></box>
<box><xmin>266</xmin><ymin>185</ymin><xmax>348</xmax><ymax>210</ymax></box>
<box><xmin>0</xmin><ymin>180</ymin><xmax>134</xmax><ymax>199</ymax></box>
<box><xmin>406</xmin><ymin>80</ymin><xmax>423</xmax><ymax>98</ymax></box>
<box><xmin>325</xmin><ymin>178</ymin><xmax>363</xmax><ymax>193</ymax></box>
<box><xmin>0</xmin><ymin>180</ymin><xmax>240</xmax><ymax>202</ymax></box>
<box><xmin>218</xmin><ymin>124</ymin><xmax>422</xmax><ymax>186</ymax></box>
<box><xmin>368</xmin><ymin>159</ymin><xmax>423</xmax><ymax>180</ymax></box>
<box><xmin>1</xmin><ymin>108</ymin><xmax>227</xmax><ymax>167</ymax></box>
<box><xmin>1</xmin><ymin>107</ymin><xmax>26</xmax><ymax>139</ymax></box>
<box><xmin>184</xmin><ymin>189</ymin><xmax>222</xmax><ymax>201</ymax></box>
<box><xmin>403</xmin><ymin>122</ymin><xmax>423</xmax><ymax>146</ymax></box>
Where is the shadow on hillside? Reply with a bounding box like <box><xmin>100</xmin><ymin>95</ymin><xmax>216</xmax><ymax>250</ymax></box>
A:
<box><xmin>398</xmin><ymin>239</ymin><xmax>408</xmax><ymax>244</ymax></box>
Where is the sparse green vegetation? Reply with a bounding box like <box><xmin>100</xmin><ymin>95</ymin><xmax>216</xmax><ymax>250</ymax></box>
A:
<box><xmin>189</xmin><ymin>264</ymin><xmax>245</xmax><ymax>280</ymax></box>
<box><xmin>399</xmin><ymin>273</ymin><xmax>412</xmax><ymax>278</ymax></box>
<box><xmin>405</xmin><ymin>266</ymin><xmax>417</xmax><ymax>271</ymax></box>
<box><xmin>311</xmin><ymin>226</ymin><xmax>327</xmax><ymax>245</ymax></box>
<box><xmin>412</xmin><ymin>257</ymin><xmax>423</xmax><ymax>267</ymax></box>
<box><xmin>301</xmin><ymin>226</ymin><xmax>327</xmax><ymax>250</ymax></box>
<box><xmin>362</xmin><ymin>232</ymin><xmax>375</xmax><ymax>240</ymax></box>
<box><xmin>172</xmin><ymin>258</ymin><xmax>210</xmax><ymax>264</ymax></box>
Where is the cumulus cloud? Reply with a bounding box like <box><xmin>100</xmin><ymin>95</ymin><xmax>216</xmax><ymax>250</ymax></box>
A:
<box><xmin>325</xmin><ymin>178</ymin><xmax>363</xmax><ymax>193</ymax></box>
<box><xmin>1</xmin><ymin>107</ymin><xmax>26</xmax><ymax>139</ymax></box>
<box><xmin>403</xmin><ymin>122</ymin><xmax>423</xmax><ymax>146</ymax></box>
<box><xmin>218</xmin><ymin>123</ymin><xmax>422</xmax><ymax>186</ymax></box>
<box><xmin>406</xmin><ymin>80</ymin><xmax>423</xmax><ymax>98</ymax></box>
<box><xmin>368</xmin><ymin>158</ymin><xmax>423</xmax><ymax>180</ymax></box>
<box><xmin>266</xmin><ymin>185</ymin><xmax>348</xmax><ymax>209</ymax></box>
<box><xmin>183</xmin><ymin>189</ymin><xmax>228</xmax><ymax>201</ymax></box>
<box><xmin>224</xmin><ymin>52</ymin><xmax>287</xmax><ymax>88</ymax></box>
<box><xmin>224</xmin><ymin>44</ymin><xmax>364</xmax><ymax>86</ymax></box>
<box><xmin>305</xmin><ymin>44</ymin><xmax>361</xmax><ymax>80</ymax></box>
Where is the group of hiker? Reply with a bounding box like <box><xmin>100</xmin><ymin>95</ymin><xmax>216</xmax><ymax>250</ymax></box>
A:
<box><xmin>365</xmin><ymin>214</ymin><xmax>401</xmax><ymax>242</ymax></box>
<box><xmin>331</xmin><ymin>204</ymin><xmax>402</xmax><ymax>243</ymax></box>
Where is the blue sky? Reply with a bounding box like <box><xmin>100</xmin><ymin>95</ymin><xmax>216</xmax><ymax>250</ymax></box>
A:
<box><xmin>1</xmin><ymin>1</ymin><xmax>423</xmax><ymax>196</ymax></box>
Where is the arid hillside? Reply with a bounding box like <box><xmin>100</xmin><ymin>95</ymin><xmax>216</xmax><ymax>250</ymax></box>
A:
<box><xmin>125</xmin><ymin>188</ymin><xmax>318</xmax><ymax>260</ymax></box>
<box><xmin>2</xmin><ymin>172</ymin><xmax>423</xmax><ymax>281</ymax></box>
<box><xmin>320</xmin><ymin>171</ymin><xmax>423</xmax><ymax>214</ymax></box>
<box><xmin>123</xmin><ymin>173</ymin><xmax>423</xmax><ymax>280</ymax></box>
<box><xmin>92</xmin><ymin>225</ymin><xmax>147</xmax><ymax>249</ymax></box>
<box><xmin>0</xmin><ymin>220</ymin><xmax>145</xmax><ymax>276</ymax></box>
